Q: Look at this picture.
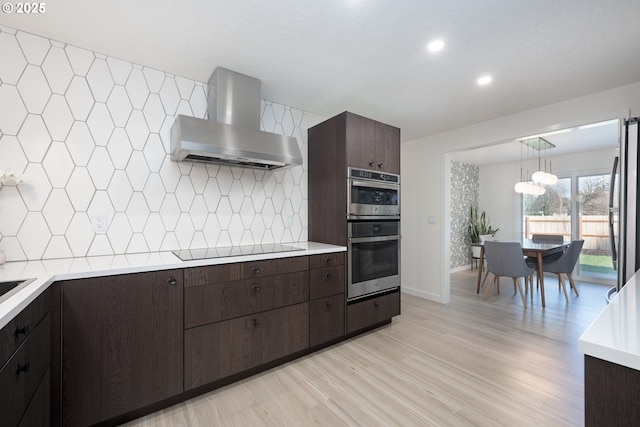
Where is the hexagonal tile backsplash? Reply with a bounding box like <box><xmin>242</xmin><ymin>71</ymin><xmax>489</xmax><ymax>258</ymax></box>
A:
<box><xmin>0</xmin><ymin>26</ymin><xmax>317</xmax><ymax>261</ymax></box>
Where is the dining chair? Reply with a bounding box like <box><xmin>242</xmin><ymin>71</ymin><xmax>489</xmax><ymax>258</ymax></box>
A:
<box><xmin>526</xmin><ymin>234</ymin><xmax>566</xmax><ymax>286</ymax></box>
<box><xmin>482</xmin><ymin>241</ymin><xmax>535</xmax><ymax>307</ymax></box>
<box><xmin>531</xmin><ymin>234</ymin><xmax>564</xmax><ymax>244</ymax></box>
<box><xmin>477</xmin><ymin>234</ymin><xmax>495</xmax><ymax>283</ymax></box>
<box><xmin>539</xmin><ymin>239</ymin><xmax>585</xmax><ymax>303</ymax></box>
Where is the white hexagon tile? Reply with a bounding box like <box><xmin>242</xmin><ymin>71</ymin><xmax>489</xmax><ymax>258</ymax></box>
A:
<box><xmin>0</xmin><ymin>26</ymin><xmax>313</xmax><ymax>261</ymax></box>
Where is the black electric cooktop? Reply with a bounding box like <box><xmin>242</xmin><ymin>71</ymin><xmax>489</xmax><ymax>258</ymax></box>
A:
<box><xmin>172</xmin><ymin>243</ymin><xmax>304</xmax><ymax>261</ymax></box>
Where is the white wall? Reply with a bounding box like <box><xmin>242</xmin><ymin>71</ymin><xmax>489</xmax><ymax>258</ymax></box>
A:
<box><xmin>401</xmin><ymin>81</ymin><xmax>640</xmax><ymax>303</ymax></box>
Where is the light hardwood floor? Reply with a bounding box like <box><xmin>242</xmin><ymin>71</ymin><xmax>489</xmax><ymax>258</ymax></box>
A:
<box><xmin>124</xmin><ymin>269</ymin><xmax>609</xmax><ymax>426</ymax></box>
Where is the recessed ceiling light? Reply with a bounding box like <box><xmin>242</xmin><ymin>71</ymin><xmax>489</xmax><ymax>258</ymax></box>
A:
<box><xmin>427</xmin><ymin>40</ymin><xmax>444</xmax><ymax>53</ymax></box>
<box><xmin>477</xmin><ymin>75</ymin><xmax>492</xmax><ymax>85</ymax></box>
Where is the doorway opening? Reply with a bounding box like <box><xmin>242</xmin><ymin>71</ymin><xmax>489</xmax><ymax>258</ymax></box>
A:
<box><xmin>448</xmin><ymin>118</ymin><xmax>620</xmax><ymax>287</ymax></box>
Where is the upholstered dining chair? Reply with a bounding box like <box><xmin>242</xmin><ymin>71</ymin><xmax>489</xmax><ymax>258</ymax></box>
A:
<box><xmin>531</xmin><ymin>234</ymin><xmax>564</xmax><ymax>244</ymax></box>
<box><xmin>482</xmin><ymin>241</ymin><xmax>535</xmax><ymax>307</ymax></box>
<box><xmin>526</xmin><ymin>234</ymin><xmax>566</xmax><ymax>286</ymax></box>
<box><xmin>477</xmin><ymin>234</ymin><xmax>495</xmax><ymax>286</ymax></box>
<box><xmin>536</xmin><ymin>239</ymin><xmax>585</xmax><ymax>303</ymax></box>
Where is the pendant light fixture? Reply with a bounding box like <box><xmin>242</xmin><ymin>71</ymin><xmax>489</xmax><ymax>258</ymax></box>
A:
<box><xmin>514</xmin><ymin>137</ymin><xmax>555</xmax><ymax>195</ymax></box>
<box><xmin>526</xmin><ymin>137</ymin><xmax>558</xmax><ymax>186</ymax></box>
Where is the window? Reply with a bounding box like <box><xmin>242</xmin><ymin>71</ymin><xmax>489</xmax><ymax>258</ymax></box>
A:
<box><xmin>577</xmin><ymin>174</ymin><xmax>616</xmax><ymax>280</ymax></box>
<box><xmin>522</xmin><ymin>177</ymin><xmax>571</xmax><ymax>241</ymax></box>
<box><xmin>522</xmin><ymin>173</ymin><xmax>616</xmax><ymax>283</ymax></box>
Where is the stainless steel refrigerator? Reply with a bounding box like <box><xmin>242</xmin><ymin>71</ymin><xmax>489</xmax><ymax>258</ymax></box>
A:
<box><xmin>608</xmin><ymin>117</ymin><xmax>640</xmax><ymax>301</ymax></box>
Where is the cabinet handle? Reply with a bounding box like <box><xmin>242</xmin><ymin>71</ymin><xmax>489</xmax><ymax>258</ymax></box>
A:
<box><xmin>324</xmin><ymin>257</ymin><xmax>332</xmax><ymax>264</ymax></box>
<box><xmin>16</xmin><ymin>362</ymin><xmax>30</xmax><ymax>376</ymax></box>
<box><xmin>324</xmin><ymin>272</ymin><xmax>332</xmax><ymax>279</ymax></box>
<box><xmin>251</xmin><ymin>319</ymin><xmax>260</xmax><ymax>328</ymax></box>
<box><xmin>378</xmin><ymin>163</ymin><xmax>384</xmax><ymax>168</ymax></box>
<box><xmin>252</xmin><ymin>283</ymin><xmax>261</xmax><ymax>292</ymax></box>
<box><xmin>369</xmin><ymin>161</ymin><xmax>375</xmax><ymax>167</ymax></box>
<box><xmin>14</xmin><ymin>324</ymin><xmax>29</xmax><ymax>338</ymax></box>
<box><xmin>374</xmin><ymin>302</ymin><xmax>380</xmax><ymax>309</ymax></box>
<box><xmin>324</xmin><ymin>301</ymin><xmax>332</xmax><ymax>308</ymax></box>
<box><xmin>252</xmin><ymin>267</ymin><xmax>261</xmax><ymax>275</ymax></box>
<box><xmin>167</xmin><ymin>276</ymin><xmax>177</xmax><ymax>286</ymax></box>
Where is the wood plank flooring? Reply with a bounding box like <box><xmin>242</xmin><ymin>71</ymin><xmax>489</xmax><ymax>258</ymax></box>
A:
<box><xmin>124</xmin><ymin>270</ymin><xmax>609</xmax><ymax>426</ymax></box>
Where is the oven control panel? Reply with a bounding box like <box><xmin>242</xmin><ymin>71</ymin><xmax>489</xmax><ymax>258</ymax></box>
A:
<box><xmin>348</xmin><ymin>167</ymin><xmax>399</xmax><ymax>184</ymax></box>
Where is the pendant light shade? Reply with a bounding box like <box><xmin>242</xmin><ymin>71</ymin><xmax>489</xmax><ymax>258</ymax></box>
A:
<box><xmin>532</xmin><ymin>170</ymin><xmax>558</xmax><ymax>185</ymax></box>
<box><xmin>514</xmin><ymin>181</ymin><xmax>545</xmax><ymax>195</ymax></box>
<box><xmin>546</xmin><ymin>170</ymin><xmax>558</xmax><ymax>185</ymax></box>
<box><xmin>531</xmin><ymin>170</ymin><xmax>547</xmax><ymax>183</ymax></box>
<box><xmin>514</xmin><ymin>181</ymin><xmax>528</xmax><ymax>193</ymax></box>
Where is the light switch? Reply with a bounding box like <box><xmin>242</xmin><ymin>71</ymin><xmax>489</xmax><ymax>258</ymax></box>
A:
<box><xmin>428</xmin><ymin>216</ymin><xmax>436</xmax><ymax>224</ymax></box>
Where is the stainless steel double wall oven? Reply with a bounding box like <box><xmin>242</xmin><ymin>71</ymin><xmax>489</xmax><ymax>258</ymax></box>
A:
<box><xmin>347</xmin><ymin>167</ymin><xmax>400</xmax><ymax>300</ymax></box>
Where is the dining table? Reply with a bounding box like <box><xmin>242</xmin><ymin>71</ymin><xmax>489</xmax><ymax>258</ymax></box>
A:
<box><xmin>474</xmin><ymin>239</ymin><xmax>569</xmax><ymax>307</ymax></box>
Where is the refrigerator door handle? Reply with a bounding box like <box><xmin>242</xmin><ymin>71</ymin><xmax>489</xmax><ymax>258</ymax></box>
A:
<box><xmin>609</xmin><ymin>210</ymin><xmax>617</xmax><ymax>270</ymax></box>
<box><xmin>609</xmin><ymin>155</ymin><xmax>619</xmax><ymax>271</ymax></box>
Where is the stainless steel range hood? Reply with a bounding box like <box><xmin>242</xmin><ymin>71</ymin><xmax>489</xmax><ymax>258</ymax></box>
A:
<box><xmin>170</xmin><ymin>68</ymin><xmax>303</xmax><ymax>170</ymax></box>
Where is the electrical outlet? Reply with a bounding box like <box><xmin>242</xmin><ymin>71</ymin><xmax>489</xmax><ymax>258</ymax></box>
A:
<box><xmin>92</xmin><ymin>214</ymin><xmax>109</xmax><ymax>233</ymax></box>
<box><xmin>283</xmin><ymin>213</ymin><xmax>294</xmax><ymax>228</ymax></box>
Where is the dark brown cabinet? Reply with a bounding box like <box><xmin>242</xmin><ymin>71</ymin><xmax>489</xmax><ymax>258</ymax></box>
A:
<box><xmin>310</xmin><ymin>295</ymin><xmax>344</xmax><ymax>347</ymax></box>
<box><xmin>61</xmin><ymin>270</ymin><xmax>184</xmax><ymax>426</ymax></box>
<box><xmin>309</xmin><ymin>255</ymin><xmax>345</xmax><ymax>300</ymax></box>
<box><xmin>37</xmin><ymin>250</ymin><xmax>348</xmax><ymax>425</ymax></box>
<box><xmin>184</xmin><ymin>257</ymin><xmax>309</xmax><ymax>329</ymax></box>
<box><xmin>184</xmin><ymin>256</ymin><xmax>311</xmax><ymax>390</ymax></box>
<box><xmin>374</xmin><ymin>121</ymin><xmax>401</xmax><ymax>174</ymax></box>
<box><xmin>19</xmin><ymin>369</ymin><xmax>50</xmax><ymax>427</ymax></box>
<box><xmin>0</xmin><ymin>288</ymin><xmax>51</xmax><ymax>427</ymax></box>
<box><xmin>185</xmin><ymin>302</ymin><xmax>309</xmax><ymax>389</ymax></box>
<box><xmin>309</xmin><ymin>111</ymin><xmax>401</xmax><ymax>333</ymax></box>
<box><xmin>584</xmin><ymin>355</ymin><xmax>640</xmax><ymax>426</ymax></box>
<box><xmin>308</xmin><ymin>111</ymin><xmax>400</xmax><ymax>246</ymax></box>
<box><xmin>347</xmin><ymin>291</ymin><xmax>400</xmax><ymax>334</ymax></box>
<box><xmin>309</xmin><ymin>253</ymin><xmax>345</xmax><ymax>347</ymax></box>
<box><xmin>343</xmin><ymin>112</ymin><xmax>400</xmax><ymax>174</ymax></box>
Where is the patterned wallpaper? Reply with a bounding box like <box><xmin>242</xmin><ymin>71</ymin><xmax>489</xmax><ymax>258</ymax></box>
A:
<box><xmin>0</xmin><ymin>26</ymin><xmax>313</xmax><ymax>261</ymax></box>
<box><xmin>450</xmin><ymin>161</ymin><xmax>478</xmax><ymax>269</ymax></box>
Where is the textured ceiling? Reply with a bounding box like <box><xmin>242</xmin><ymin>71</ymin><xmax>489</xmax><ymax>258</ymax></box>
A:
<box><xmin>1</xmin><ymin>0</ymin><xmax>640</xmax><ymax>142</ymax></box>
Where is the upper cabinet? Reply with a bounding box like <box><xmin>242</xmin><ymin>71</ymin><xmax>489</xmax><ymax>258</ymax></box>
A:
<box><xmin>309</xmin><ymin>111</ymin><xmax>400</xmax><ymax>176</ymax></box>
<box><xmin>344</xmin><ymin>113</ymin><xmax>400</xmax><ymax>174</ymax></box>
<box><xmin>374</xmin><ymin>120</ymin><xmax>401</xmax><ymax>174</ymax></box>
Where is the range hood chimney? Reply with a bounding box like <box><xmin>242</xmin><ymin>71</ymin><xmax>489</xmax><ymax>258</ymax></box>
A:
<box><xmin>170</xmin><ymin>67</ymin><xmax>303</xmax><ymax>170</ymax></box>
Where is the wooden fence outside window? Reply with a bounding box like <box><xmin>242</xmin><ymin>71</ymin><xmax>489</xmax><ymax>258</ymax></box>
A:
<box><xmin>524</xmin><ymin>215</ymin><xmax>614</xmax><ymax>252</ymax></box>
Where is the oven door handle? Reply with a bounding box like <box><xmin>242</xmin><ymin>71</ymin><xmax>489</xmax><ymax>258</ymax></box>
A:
<box><xmin>350</xmin><ymin>180</ymin><xmax>399</xmax><ymax>191</ymax></box>
<box><xmin>349</xmin><ymin>235</ymin><xmax>401</xmax><ymax>243</ymax></box>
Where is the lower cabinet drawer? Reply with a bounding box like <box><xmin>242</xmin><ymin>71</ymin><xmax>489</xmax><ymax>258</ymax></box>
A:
<box><xmin>0</xmin><ymin>288</ymin><xmax>50</xmax><ymax>368</ymax></box>
<box><xmin>18</xmin><ymin>369</ymin><xmax>50</xmax><ymax>427</ymax></box>
<box><xmin>184</xmin><ymin>303</ymin><xmax>310</xmax><ymax>389</ymax></box>
<box><xmin>309</xmin><ymin>265</ymin><xmax>345</xmax><ymax>300</ymax></box>
<box><xmin>310</xmin><ymin>294</ymin><xmax>345</xmax><ymax>347</ymax></box>
<box><xmin>347</xmin><ymin>291</ymin><xmax>400</xmax><ymax>334</ymax></box>
<box><xmin>0</xmin><ymin>313</ymin><xmax>50</xmax><ymax>427</ymax></box>
<box><xmin>309</xmin><ymin>252</ymin><xmax>345</xmax><ymax>269</ymax></box>
<box><xmin>185</xmin><ymin>271</ymin><xmax>309</xmax><ymax>328</ymax></box>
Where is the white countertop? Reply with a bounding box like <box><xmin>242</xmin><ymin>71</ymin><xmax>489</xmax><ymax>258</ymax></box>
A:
<box><xmin>579</xmin><ymin>271</ymin><xmax>640</xmax><ymax>370</ymax></box>
<box><xmin>0</xmin><ymin>242</ymin><xmax>346</xmax><ymax>330</ymax></box>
